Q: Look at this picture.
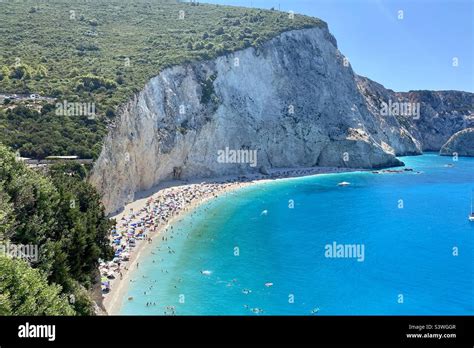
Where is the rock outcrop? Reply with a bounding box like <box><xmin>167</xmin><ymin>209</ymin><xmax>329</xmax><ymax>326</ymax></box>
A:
<box><xmin>440</xmin><ymin>128</ymin><xmax>474</xmax><ymax>157</ymax></box>
<box><xmin>90</xmin><ymin>25</ymin><xmax>473</xmax><ymax>214</ymax></box>
<box><xmin>356</xmin><ymin>76</ymin><xmax>474</xmax><ymax>152</ymax></box>
<box><xmin>356</xmin><ymin>76</ymin><xmax>474</xmax><ymax>155</ymax></box>
<box><xmin>399</xmin><ymin>90</ymin><xmax>473</xmax><ymax>151</ymax></box>
<box><xmin>355</xmin><ymin>76</ymin><xmax>422</xmax><ymax>155</ymax></box>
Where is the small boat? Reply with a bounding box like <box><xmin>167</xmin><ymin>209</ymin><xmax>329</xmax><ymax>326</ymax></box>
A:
<box><xmin>264</xmin><ymin>282</ymin><xmax>273</xmax><ymax>287</ymax></box>
<box><xmin>260</xmin><ymin>210</ymin><xmax>268</xmax><ymax>216</ymax></box>
<box><xmin>251</xmin><ymin>308</ymin><xmax>264</xmax><ymax>314</ymax></box>
<box><xmin>338</xmin><ymin>181</ymin><xmax>351</xmax><ymax>186</ymax></box>
<box><xmin>201</xmin><ymin>270</ymin><xmax>212</xmax><ymax>276</ymax></box>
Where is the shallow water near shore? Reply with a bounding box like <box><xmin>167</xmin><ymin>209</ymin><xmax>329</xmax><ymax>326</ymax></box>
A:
<box><xmin>119</xmin><ymin>154</ymin><xmax>474</xmax><ymax>315</ymax></box>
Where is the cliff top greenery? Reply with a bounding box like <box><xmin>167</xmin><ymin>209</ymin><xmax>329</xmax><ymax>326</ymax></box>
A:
<box><xmin>0</xmin><ymin>0</ymin><xmax>323</xmax><ymax>159</ymax></box>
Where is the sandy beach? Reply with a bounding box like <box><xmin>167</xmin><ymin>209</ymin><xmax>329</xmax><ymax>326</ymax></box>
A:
<box><xmin>100</xmin><ymin>166</ymin><xmax>362</xmax><ymax>315</ymax></box>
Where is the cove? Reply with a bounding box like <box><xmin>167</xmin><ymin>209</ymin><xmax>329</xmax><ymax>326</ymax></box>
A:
<box><xmin>119</xmin><ymin>154</ymin><xmax>474</xmax><ymax>315</ymax></box>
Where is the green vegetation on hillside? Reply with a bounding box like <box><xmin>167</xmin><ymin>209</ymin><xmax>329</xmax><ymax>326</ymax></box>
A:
<box><xmin>0</xmin><ymin>256</ymin><xmax>75</xmax><ymax>315</ymax></box>
<box><xmin>0</xmin><ymin>0</ymin><xmax>323</xmax><ymax>159</ymax></box>
<box><xmin>0</xmin><ymin>144</ymin><xmax>114</xmax><ymax>315</ymax></box>
<box><xmin>0</xmin><ymin>106</ymin><xmax>106</xmax><ymax>159</ymax></box>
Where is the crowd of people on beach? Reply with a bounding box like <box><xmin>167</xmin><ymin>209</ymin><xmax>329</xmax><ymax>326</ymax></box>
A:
<box><xmin>98</xmin><ymin>179</ymin><xmax>250</xmax><ymax>295</ymax></box>
<box><xmin>99</xmin><ymin>167</ymin><xmax>353</xmax><ymax>311</ymax></box>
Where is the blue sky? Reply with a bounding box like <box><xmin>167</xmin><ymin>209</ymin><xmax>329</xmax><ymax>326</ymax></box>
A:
<box><xmin>204</xmin><ymin>0</ymin><xmax>473</xmax><ymax>92</ymax></box>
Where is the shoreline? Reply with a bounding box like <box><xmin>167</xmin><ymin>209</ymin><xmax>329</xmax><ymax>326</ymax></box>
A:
<box><xmin>101</xmin><ymin>166</ymin><xmax>364</xmax><ymax>315</ymax></box>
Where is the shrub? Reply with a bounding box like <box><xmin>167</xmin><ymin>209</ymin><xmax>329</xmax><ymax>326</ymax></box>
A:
<box><xmin>0</xmin><ymin>256</ymin><xmax>75</xmax><ymax>316</ymax></box>
<box><xmin>76</xmin><ymin>74</ymin><xmax>117</xmax><ymax>92</ymax></box>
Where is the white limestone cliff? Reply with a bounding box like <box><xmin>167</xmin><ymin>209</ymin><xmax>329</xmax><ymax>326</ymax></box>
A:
<box><xmin>89</xmin><ymin>26</ymin><xmax>472</xmax><ymax>214</ymax></box>
<box><xmin>440</xmin><ymin>128</ymin><xmax>474</xmax><ymax>157</ymax></box>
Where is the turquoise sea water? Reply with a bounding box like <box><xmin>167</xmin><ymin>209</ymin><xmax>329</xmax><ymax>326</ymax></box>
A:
<box><xmin>120</xmin><ymin>154</ymin><xmax>474</xmax><ymax>315</ymax></box>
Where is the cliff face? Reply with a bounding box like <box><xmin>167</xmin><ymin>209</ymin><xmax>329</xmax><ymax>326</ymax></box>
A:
<box><xmin>440</xmin><ymin>128</ymin><xmax>474</xmax><ymax>157</ymax></box>
<box><xmin>90</xmin><ymin>26</ymin><xmax>473</xmax><ymax>214</ymax></box>
<box><xmin>400</xmin><ymin>90</ymin><xmax>473</xmax><ymax>151</ymax></box>
<box><xmin>355</xmin><ymin>76</ymin><xmax>422</xmax><ymax>155</ymax></box>
<box><xmin>356</xmin><ymin>76</ymin><xmax>474</xmax><ymax>152</ymax></box>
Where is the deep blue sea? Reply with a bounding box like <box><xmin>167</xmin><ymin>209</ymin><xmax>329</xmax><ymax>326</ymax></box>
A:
<box><xmin>120</xmin><ymin>154</ymin><xmax>474</xmax><ymax>315</ymax></box>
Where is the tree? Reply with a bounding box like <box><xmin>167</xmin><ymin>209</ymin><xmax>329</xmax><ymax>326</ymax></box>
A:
<box><xmin>0</xmin><ymin>66</ymin><xmax>10</xmax><ymax>81</ymax></box>
<box><xmin>0</xmin><ymin>256</ymin><xmax>75</xmax><ymax>316</ymax></box>
<box><xmin>35</xmin><ymin>65</ymin><xmax>48</xmax><ymax>78</ymax></box>
<box><xmin>9</xmin><ymin>64</ymin><xmax>32</xmax><ymax>80</ymax></box>
<box><xmin>76</xmin><ymin>74</ymin><xmax>117</xmax><ymax>92</ymax></box>
<box><xmin>0</xmin><ymin>144</ymin><xmax>113</xmax><ymax>315</ymax></box>
<box><xmin>0</xmin><ymin>185</ymin><xmax>14</xmax><ymax>241</ymax></box>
